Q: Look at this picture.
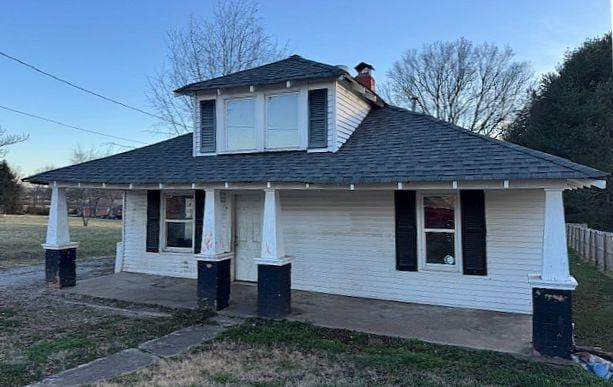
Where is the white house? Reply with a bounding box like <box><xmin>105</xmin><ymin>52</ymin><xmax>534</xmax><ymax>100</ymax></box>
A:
<box><xmin>25</xmin><ymin>55</ymin><xmax>607</xmax><ymax>358</ymax></box>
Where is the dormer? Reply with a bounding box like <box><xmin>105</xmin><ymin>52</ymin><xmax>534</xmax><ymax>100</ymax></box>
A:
<box><xmin>174</xmin><ymin>55</ymin><xmax>384</xmax><ymax>156</ymax></box>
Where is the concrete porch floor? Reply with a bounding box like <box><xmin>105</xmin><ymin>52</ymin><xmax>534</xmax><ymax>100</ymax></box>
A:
<box><xmin>63</xmin><ymin>272</ymin><xmax>532</xmax><ymax>354</ymax></box>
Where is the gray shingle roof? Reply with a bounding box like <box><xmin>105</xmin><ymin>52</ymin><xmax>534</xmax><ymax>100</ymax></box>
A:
<box><xmin>25</xmin><ymin>106</ymin><xmax>607</xmax><ymax>185</ymax></box>
<box><xmin>174</xmin><ymin>55</ymin><xmax>347</xmax><ymax>94</ymax></box>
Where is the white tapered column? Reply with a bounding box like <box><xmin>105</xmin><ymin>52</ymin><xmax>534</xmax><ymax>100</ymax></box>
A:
<box><xmin>528</xmin><ymin>189</ymin><xmax>577</xmax><ymax>289</ymax></box>
<box><xmin>256</xmin><ymin>189</ymin><xmax>292</xmax><ymax>264</ymax></box>
<box><xmin>198</xmin><ymin>189</ymin><xmax>229</xmax><ymax>259</ymax></box>
<box><xmin>42</xmin><ymin>185</ymin><xmax>78</xmax><ymax>250</ymax></box>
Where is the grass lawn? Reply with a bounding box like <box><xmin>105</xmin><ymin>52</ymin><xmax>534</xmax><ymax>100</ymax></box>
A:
<box><xmin>108</xmin><ymin>320</ymin><xmax>608</xmax><ymax>386</ymax></box>
<box><xmin>0</xmin><ymin>214</ymin><xmax>121</xmax><ymax>268</ymax></box>
<box><xmin>570</xmin><ymin>250</ymin><xmax>613</xmax><ymax>351</ymax></box>
<box><xmin>0</xmin><ymin>301</ymin><xmax>209</xmax><ymax>387</ymax></box>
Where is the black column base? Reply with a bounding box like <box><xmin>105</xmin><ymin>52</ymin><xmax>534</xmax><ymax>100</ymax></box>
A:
<box><xmin>197</xmin><ymin>259</ymin><xmax>231</xmax><ymax>310</ymax></box>
<box><xmin>257</xmin><ymin>263</ymin><xmax>291</xmax><ymax>318</ymax></box>
<box><xmin>532</xmin><ymin>288</ymin><xmax>573</xmax><ymax>358</ymax></box>
<box><xmin>45</xmin><ymin>248</ymin><xmax>77</xmax><ymax>288</ymax></box>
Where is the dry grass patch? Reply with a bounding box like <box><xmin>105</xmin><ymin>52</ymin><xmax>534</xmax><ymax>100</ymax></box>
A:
<box><xmin>105</xmin><ymin>320</ymin><xmax>606</xmax><ymax>386</ymax></box>
<box><xmin>102</xmin><ymin>341</ymin><xmax>450</xmax><ymax>387</ymax></box>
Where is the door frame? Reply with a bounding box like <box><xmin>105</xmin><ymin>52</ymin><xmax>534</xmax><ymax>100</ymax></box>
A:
<box><xmin>232</xmin><ymin>191</ymin><xmax>264</xmax><ymax>282</ymax></box>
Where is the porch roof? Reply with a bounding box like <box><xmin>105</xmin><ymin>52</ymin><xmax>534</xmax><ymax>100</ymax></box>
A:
<box><xmin>24</xmin><ymin>106</ymin><xmax>607</xmax><ymax>186</ymax></box>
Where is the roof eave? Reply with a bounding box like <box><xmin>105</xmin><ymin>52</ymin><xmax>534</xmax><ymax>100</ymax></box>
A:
<box><xmin>173</xmin><ymin>75</ymin><xmax>345</xmax><ymax>96</ymax></box>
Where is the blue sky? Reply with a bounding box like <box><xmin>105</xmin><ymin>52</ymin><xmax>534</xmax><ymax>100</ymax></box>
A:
<box><xmin>1</xmin><ymin>0</ymin><xmax>610</xmax><ymax>176</ymax></box>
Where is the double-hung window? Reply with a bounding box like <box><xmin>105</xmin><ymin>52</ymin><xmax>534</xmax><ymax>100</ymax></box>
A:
<box><xmin>162</xmin><ymin>193</ymin><xmax>194</xmax><ymax>251</ymax></box>
<box><xmin>266</xmin><ymin>93</ymin><xmax>299</xmax><ymax>149</ymax></box>
<box><xmin>226</xmin><ymin>97</ymin><xmax>256</xmax><ymax>151</ymax></box>
<box><xmin>421</xmin><ymin>193</ymin><xmax>461</xmax><ymax>270</ymax></box>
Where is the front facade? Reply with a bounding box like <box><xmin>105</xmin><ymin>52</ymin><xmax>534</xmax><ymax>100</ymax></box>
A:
<box><xmin>26</xmin><ymin>55</ymin><xmax>607</xmax><ymax>357</ymax></box>
<box><xmin>120</xmin><ymin>188</ymin><xmax>546</xmax><ymax>314</ymax></box>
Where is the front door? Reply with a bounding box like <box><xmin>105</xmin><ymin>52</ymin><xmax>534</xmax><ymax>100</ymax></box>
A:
<box><xmin>234</xmin><ymin>193</ymin><xmax>263</xmax><ymax>282</ymax></box>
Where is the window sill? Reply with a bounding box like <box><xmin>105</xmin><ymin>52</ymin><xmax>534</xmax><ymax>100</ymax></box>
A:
<box><xmin>422</xmin><ymin>264</ymin><xmax>460</xmax><ymax>273</ymax></box>
<box><xmin>160</xmin><ymin>248</ymin><xmax>194</xmax><ymax>254</ymax></box>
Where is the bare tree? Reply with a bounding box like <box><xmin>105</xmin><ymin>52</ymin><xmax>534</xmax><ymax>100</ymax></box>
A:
<box><xmin>148</xmin><ymin>0</ymin><xmax>287</xmax><ymax>136</ymax></box>
<box><xmin>68</xmin><ymin>145</ymin><xmax>120</xmax><ymax>226</ymax></box>
<box><xmin>386</xmin><ymin>38</ymin><xmax>533</xmax><ymax>137</ymax></box>
<box><xmin>0</xmin><ymin>126</ymin><xmax>28</xmax><ymax>157</ymax></box>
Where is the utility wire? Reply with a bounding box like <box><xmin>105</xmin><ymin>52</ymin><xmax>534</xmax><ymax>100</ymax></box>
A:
<box><xmin>0</xmin><ymin>50</ymin><xmax>187</xmax><ymax>129</ymax></box>
<box><xmin>0</xmin><ymin>104</ymin><xmax>146</xmax><ymax>145</ymax></box>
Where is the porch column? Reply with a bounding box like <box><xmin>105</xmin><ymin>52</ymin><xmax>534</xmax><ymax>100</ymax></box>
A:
<box><xmin>42</xmin><ymin>184</ymin><xmax>79</xmax><ymax>288</ymax></box>
<box><xmin>196</xmin><ymin>189</ymin><xmax>232</xmax><ymax>310</ymax></box>
<box><xmin>529</xmin><ymin>189</ymin><xmax>577</xmax><ymax>358</ymax></box>
<box><xmin>255</xmin><ymin>189</ymin><xmax>293</xmax><ymax>318</ymax></box>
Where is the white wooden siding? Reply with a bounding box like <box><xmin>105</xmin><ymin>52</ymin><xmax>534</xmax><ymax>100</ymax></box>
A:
<box><xmin>282</xmin><ymin>189</ymin><xmax>543</xmax><ymax>314</ymax></box>
<box><xmin>334</xmin><ymin>81</ymin><xmax>371</xmax><ymax>150</ymax></box>
<box><xmin>122</xmin><ymin>191</ymin><xmax>197</xmax><ymax>278</ymax></box>
<box><xmin>121</xmin><ymin>189</ymin><xmax>544</xmax><ymax>313</ymax></box>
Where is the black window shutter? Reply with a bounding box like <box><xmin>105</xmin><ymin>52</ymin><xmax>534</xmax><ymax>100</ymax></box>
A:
<box><xmin>146</xmin><ymin>190</ymin><xmax>161</xmax><ymax>252</ymax></box>
<box><xmin>395</xmin><ymin>190</ymin><xmax>418</xmax><ymax>271</ymax></box>
<box><xmin>194</xmin><ymin>190</ymin><xmax>205</xmax><ymax>254</ymax></box>
<box><xmin>461</xmin><ymin>190</ymin><xmax>487</xmax><ymax>275</ymax></box>
<box><xmin>308</xmin><ymin>89</ymin><xmax>328</xmax><ymax>148</ymax></box>
<box><xmin>200</xmin><ymin>100</ymin><xmax>216</xmax><ymax>152</ymax></box>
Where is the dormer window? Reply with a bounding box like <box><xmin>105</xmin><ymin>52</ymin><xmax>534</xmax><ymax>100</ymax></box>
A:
<box><xmin>266</xmin><ymin>93</ymin><xmax>299</xmax><ymax>149</ymax></box>
<box><xmin>226</xmin><ymin>97</ymin><xmax>256</xmax><ymax>151</ymax></box>
<box><xmin>197</xmin><ymin>85</ymin><xmax>334</xmax><ymax>155</ymax></box>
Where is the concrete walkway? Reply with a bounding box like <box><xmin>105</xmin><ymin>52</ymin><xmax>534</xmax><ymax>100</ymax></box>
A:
<box><xmin>32</xmin><ymin>315</ymin><xmax>241</xmax><ymax>386</ymax></box>
<box><xmin>64</xmin><ymin>272</ymin><xmax>533</xmax><ymax>354</ymax></box>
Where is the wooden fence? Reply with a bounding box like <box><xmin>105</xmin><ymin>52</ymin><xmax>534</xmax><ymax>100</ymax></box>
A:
<box><xmin>567</xmin><ymin>223</ymin><xmax>613</xmax><ymax>275</ymax></box>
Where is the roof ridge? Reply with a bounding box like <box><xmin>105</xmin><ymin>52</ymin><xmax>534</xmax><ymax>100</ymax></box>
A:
<box><xmin>389</xmin><ymin>106</ymin><xmax>601</xmax><ymax>177</ymax></box>
<box><xmin>175</xmin><ymin>55</ymin><xmax>345</xmax><ymax>93</ymax></box>
<box><xmin>23</xmin><ymin>133</ymin><xmax>191</xmax><ymax>182</ymax></box>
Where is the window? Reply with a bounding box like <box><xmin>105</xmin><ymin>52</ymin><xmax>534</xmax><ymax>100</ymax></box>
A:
<box><xmin>266</xmin><ymin>93</ymin><xmax>299</xmax><ymax>148</ymax></box>
<box><xmin>226</xmin><ymin>97</ymin><xmax>256</xmax><ymax>150</ymax></box>
<box><xmin>421</xmin><ymin>194</ymin><xmax>460</xmax><ymax>269</ymax></box>
<box><xmin>163</xmin><ymin>194</ymin><xmax>194</xmax><ymax>250</ymax></box>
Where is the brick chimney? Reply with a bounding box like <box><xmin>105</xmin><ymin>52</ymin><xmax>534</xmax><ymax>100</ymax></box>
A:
<box><xmin>355</xmin><ymin>62</ymin><xmax>375</xmax><ymax>91</ymax></box>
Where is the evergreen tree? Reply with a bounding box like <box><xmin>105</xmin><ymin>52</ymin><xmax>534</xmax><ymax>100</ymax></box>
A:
<box><xmin>504</xmin><ymin>34</ymin><xmax>613</xmax><ymax>231</ymax></box>
<box><xmin>0</xmin><ymin>160</ymin><xmax>21</xmax><ymax>214</ymax></box>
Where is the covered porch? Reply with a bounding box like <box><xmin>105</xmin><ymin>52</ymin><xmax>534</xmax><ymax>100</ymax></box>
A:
<box><xmin>40</xmin><ymin>179</ymin><xmax>587</xmax><ymax>358</ymax></box>
<box><xmin>62</xmin><ymin>271</ymin><xmax>533</xmax><ymax>354</ymax></box>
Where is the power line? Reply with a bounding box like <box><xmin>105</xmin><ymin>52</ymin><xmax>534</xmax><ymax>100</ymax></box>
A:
<box><xmin>0</xmin><ymin>104</ymin><xmax>146</xmax><ymax>145</ymax></box>
<box><xmin>0</xmin><ymin>50</ymin><xmax>186</xmax><ymax>129</ymax></box>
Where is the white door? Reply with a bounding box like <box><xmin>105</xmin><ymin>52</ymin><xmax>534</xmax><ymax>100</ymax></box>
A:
<box><xmin>234</xmin><ymin>193</ymin><xmax>263</xmax><ymax>282</ymax></box>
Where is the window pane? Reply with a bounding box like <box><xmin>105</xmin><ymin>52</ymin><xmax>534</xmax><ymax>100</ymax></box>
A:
<box><xmin>425</xmin><ymin>232</ymin><xmax>455</xmax><ymax>265</ymax></box>
<box><xmin>424</xmin><ymin>195</ymin><xmax>455</xmax><ymax>229</ymax></box>
<box><xmin>166</xmin><ymin>222</ymin><xmax>193</xmax><ymax>248</ymax></box>
<box><xmin>227</xmin><ymin>98</ymin><xmax>256</xmax><ymax>150</ymax></box>
<box><xmin>267</xmin><ymin>94</ymin><xmax>299</xmax><ymax>148</ymax></box>
<box><xmin>165</xmin><ymin>195</ymin><xmax>194</xmax><ymax>220</ymax></box>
